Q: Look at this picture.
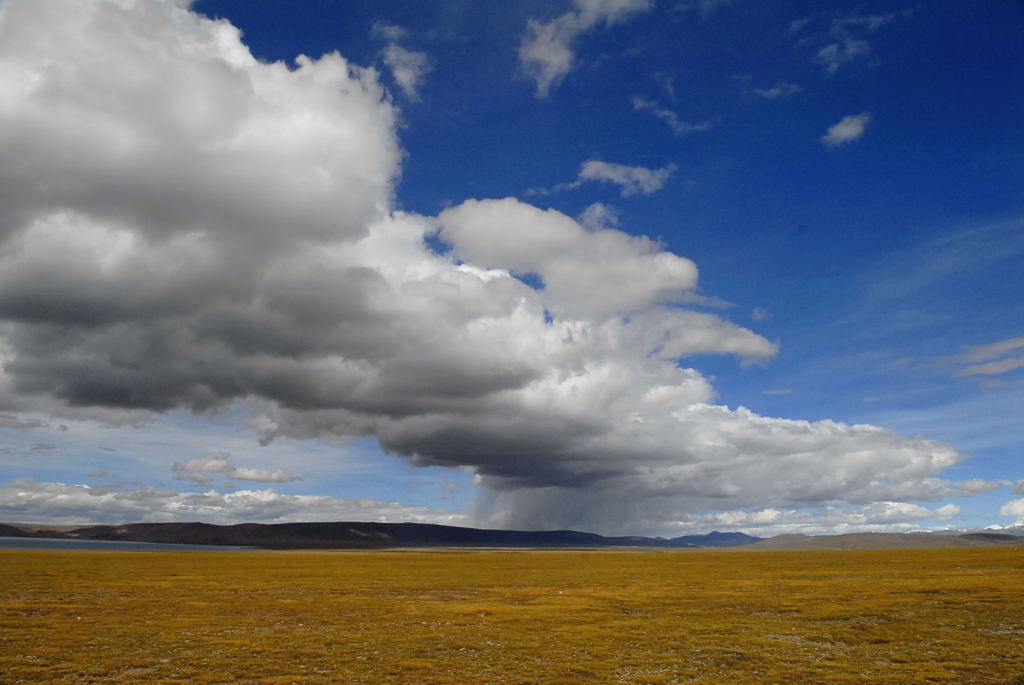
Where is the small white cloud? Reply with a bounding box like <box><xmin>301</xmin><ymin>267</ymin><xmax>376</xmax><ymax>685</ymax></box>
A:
<box><xmin>950</xmin><ymin>336</ymin><xmax>1024</xmax><ymax>380</ymax></box>
<box><xmin>172</xmin><ymin>454</ymin><xmax>301</xmax><ymax>483</ymax></box>
<box><xmin>173</xmin><ymin>456</ymin><xmax>232</xmax><ymax>473</ymax></box>
<box><xmin>957</xmin><ymin>478</ymin><xmax>1003</xmax><ymax>495</ymax></box>
<box><xmin>370</xmin><ymin>21</ymin><xmax>407</xmax><ymax>42</ymax></box>
<box><xmin>632</xmin><ymin>96</ymin><xmax>714</xmax><ymax>135</ymax></box>
<box><xmin>761</xmin><ymin>389</ymin><xmax>792</xmax><ymax>396</ymax></box>
<box><xmin>789</xmin><ymin>15</ymin><xmax>815</xmax><ymax>34</ymax></box>
<box><xmin>520</xmin><ymin>0</ymin><xmax>652</xmax><ymax>98</ymax></box>
<box><xmin>935</xmin><ymin>503</ymin><xmax>960</xmax><ymax>521</ymax></box>
<box><xmin>834</xmin><ymin>13</ymin><xmax>894</xmax><ymax>32</ymax></box>
<box><xmin>751</xmin><ymin>307</ymin><xmax>771</xmax><ymax>321</ymax></box>
<box><xmin>816</xmin><ymin>38</ymin><xmax>871</xmax><ymax>73</ymax></box>
<box><xmin>534</xmin><ymin>160</ymin><xmax>676</xmax><ymax>198</ymax></box>
<box><xmin>578</xmin><ymin>160</ymin><xmax>676</xmax><ymax>197</ymax></box>
<box><xmin>821</xmin><ymin>112</ymin><xmax>871</xmax><ymax>147</ymax></box>
<box><xmin>579</xmin><ymin>202</ymin><xmax>620</xmax><ymax>230</ymax></box>
<box><xmin>752</xmin><ymin>82</ymin><xmax>802</xmax><ymax>100</ymax></box>
<box><xmin>381</xmin><ymin>43</ymin><xmax>431</xmax><ymax>100</ymax></box>
<box><xmin>959</xmin><ymin>336</ymin><xmax>1024</xmax><ymax>363</ymax></box>
<box><xmin>227</xmin><ymin>467</ymin><xmax>303</xmax><ymax>484</ymax></box>
<box><xmin>1014</xmin><ymin>480</ymin><xmax>1024</xmax><ymax>495</ymax></box>
<box><xmin>173</xmin><ymin>472</ymin><xmax>214</xmax><ymax>485</ymax></box>
<box><xmin>1000</xmin><ymin>498</ymin><xmax>1024</xmax><ymax>523</ymax></box>
<box><xmin>807</xmin><ymin>13</ymin><xmax>896</xmax><ymax>74</ymax></box>
<box><xmin>87</xmin><ymin>470</ymin><xmax>108</xmax><ymax>478</ymax></box>
<box><xmin>678</xmin><ymin>0</ymin><xmax>735</xmax><ymax>19</ymax></box>
<box><xmin>957</xmin><ymin>357</ymin><xmax>1024</xmax><ymax>378</ymax></box>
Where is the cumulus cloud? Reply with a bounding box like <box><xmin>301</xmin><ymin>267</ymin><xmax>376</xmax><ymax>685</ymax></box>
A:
<box><xmin>0</xmin><ymin>478</ymin><xmax>466</xmax><ymax>526</ymax></box>
<box><xmin>0</xmin><ymin>0</ymin><xmax>985</xmax><ymax>534</ymax></box>
<box><xmin>519</xmin><ymin>0</ymin><xmax>652</xmax><ymax>98</ymax></box>
<box><xmin>632</xmin><ymin>96</ymin><xmax>714</xmax><ymax>135</ymax></box>
<box><xmin>822</xmin><ymin>112</ymin><xmax>872</xmax><ymax>146</ymax></box>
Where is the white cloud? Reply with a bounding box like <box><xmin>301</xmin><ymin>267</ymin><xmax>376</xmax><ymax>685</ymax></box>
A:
<box><xmin>751</xmin><ymin>307</ymin><xmax>771</xmax><ymax>321</ymax></box>
<box><xmin>579</xmin><ymin>160</ymin><xmax>676</xmax><ymax>196</ymax></box>
<box><xmin>789</xmin><ymin>15</ymin><xmax>815</xmax><ymax>35</ymax></box>
<box><xmin>807</xmin><ymin>12</ymin><xmax>896</xmax><ymax>74</ymax></box>
<box><xmin>87</xmin><ymin>470</ymin><xmax>108</xmax><ymax>478</ymax></box>
<box><xmin>531</xmin><ymin>160</ymin><xmax>676</xmax><ymax>198</ymax></box>
<box><xmin>226</xmin><ymin>467</ymin><xmax>302</xmax><ymax>483</ymax></box>
<box><xmin>0</xmin><ymin>478</ymin><xmax>467</xmax><ymax>526</ymax></box>
<box><xmin>952</xmin><ymin>335</ymin><xmax>1024</xmax><ymax>380</ymax></box>
<box><xmin>0</xmin><ymin>414</ymin><xmax>51</xmax><ymax>430</ymax></box>
<box><xmin>172</xmin><ymin>454</ymin><xmax>301</xmax><ymax>483</ymax></box>
<box><xmin>381</xmin><ymin>43</ymin><xmax>431</xmax><ymax>100</ymax></box>
<box><xmin>822</xmin><ymin>112</ymin><xmax>872</xmax><ymax>146</ymax></box>
<box><xmin>632</xmin><ymin>96</ymin><xmax>714</xmax><ymax>135</ymax></box>
<box><xmin>174</xmin><ymin>456</ymin><xmax>233</xmax><ymax>473</ymax></box>
<box><xmin>0</xmin><ymin>0</ymin><xmax>986</xmax><ymax>535</ymax></box>
<box><xmin>1013</xmin><ymin>480</ymin><xmax>1024</xmax><ymax>495</ymax></box>
<box><xmin>679</xmin><ymin>0</ymin><xmax>735</xmax><ymax>19</ymax></box>
<box><xmin>834</xmin><ymin>13</ymin><xmax>895</xmax><ymax>33</ymax></box>
<box><xmin>579</xmin><ymin>202</ymin><xmax>620</xmax><ymax>230</ymax></box>
<box><xmin>761</xmin><ymin>389</ymin><xmax>792</xmax><ymax>396</ymax></box>
<box><xmin>1000</xmin><ymin>498</ymin><xmax>1024</xmax><ymax>523</ymax></box>
<box><xmin>173</xmin><ymin>472</ymin><xmax>214</xmax><ymax>485</ymax></box>
<box><xmin>519</xmin><ymin>0</ymin><xmax>652</xmax><ymax>98</ymax></box>
<box><xmin>959</xmin><ymin>336</ymin><xmax>1024</xmax><ymax>363</ymax></box>
<box><xmin>816</xmin><ymin>38</ymin><xmax>871</xmax><ymax>73</ymax></box>
<box><xmin>751</xmin><ymin>82</ymin><xmax>802</xmax><ymax>100</ymax></box>
<box><xmin>662</xmin><ymin>501</ymin><xmax>961</xmax><ymax>537</ymax></box>
<box><xmin>370</xmin><ymin>21</ymin><xmax>407</xmax><ymax>42</ymax></box>
<box><xmin>957</xmin><ymin>357</ymin><xmax>1024</xmax><ymax>378</ymax></box>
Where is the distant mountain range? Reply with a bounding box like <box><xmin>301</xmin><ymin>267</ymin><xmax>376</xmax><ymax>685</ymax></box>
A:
<box><xmin>0</xmin><ymin>521</ymin><xmax>761</xmax><ymax>550</ymax></box>
<box><xmin>3</xmin><ymin>521</ymin><xmax>1022</xmax><ymax>551</ymax></box>
<box><xmin>743</xmin><ymin>531</ymin><xmax>1024</xmax><ymax>551</ymax></box>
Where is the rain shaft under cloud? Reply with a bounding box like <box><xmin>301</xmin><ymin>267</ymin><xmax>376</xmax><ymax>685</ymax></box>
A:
<box><xmin>0</xmin><ymin>0</ymin><xmax>985</xmax><ymax>533</ymax></box>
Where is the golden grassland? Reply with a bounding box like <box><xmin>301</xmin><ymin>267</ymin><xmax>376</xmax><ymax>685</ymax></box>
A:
<box><xmin>2</xmin><ymin>547</ymin><xmax>1024</xmax><ymax>684</ymax></box>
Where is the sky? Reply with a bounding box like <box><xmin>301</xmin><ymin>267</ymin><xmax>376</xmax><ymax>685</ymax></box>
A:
<box><xmin>0</xmin><ymin>0</ymin><xmax>1022</xmax><ymax>537</ymax></box>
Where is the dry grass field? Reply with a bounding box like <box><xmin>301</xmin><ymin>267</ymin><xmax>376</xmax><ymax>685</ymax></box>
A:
<box><xmin>2</xmin><ymin>547</ymin><xmax>1023</xmax><ymax>684</ymax></box>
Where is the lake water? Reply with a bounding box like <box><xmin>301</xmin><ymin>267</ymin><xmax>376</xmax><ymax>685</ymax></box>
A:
<box><xmin>0</xmin><ymin>536</ymin><xmax>256</xmax><ymax>551</ymax></box>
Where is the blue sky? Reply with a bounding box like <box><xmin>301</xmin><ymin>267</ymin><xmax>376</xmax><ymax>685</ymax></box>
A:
<box><xmin>0</xmin><ymin>0</ymin><xmax>1021</xmax><ymax>536</ymax></box>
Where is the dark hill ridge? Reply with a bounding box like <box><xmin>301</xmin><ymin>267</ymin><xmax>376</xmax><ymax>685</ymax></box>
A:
<box><xmin>0</xmin><ymin>521</ymin><xmax>760</xmax><ymax>549</ymax></box>
<box><xmin>672</xmin><ymin>530</ymin><xmax>761</xmax><ymax>547</ymax></box>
